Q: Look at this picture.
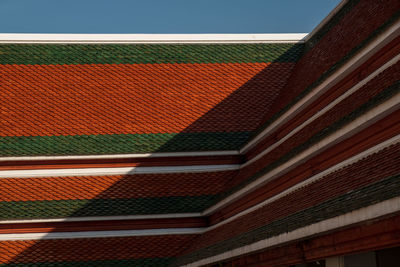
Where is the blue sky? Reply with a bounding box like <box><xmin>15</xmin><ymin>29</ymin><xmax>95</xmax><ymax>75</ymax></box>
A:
<box><xmin>0</xmin><ymin>0</ymin><xmax>341</xmax><ymax>33</ymax></box>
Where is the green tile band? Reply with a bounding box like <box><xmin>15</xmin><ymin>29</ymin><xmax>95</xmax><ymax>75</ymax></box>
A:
<box><xmin>0</xmin><ymin>131</ymin><xmax>251</xmax><ymax>156</ymax></box>
<box><xmin>0</xmin><ymin>195</ymin><xmax>218</xmax><ymax>219</ymax></box>
<box><xmin>0</xmin><ymin>43</ymin><xmax>303</xmax><ymax>65</ymax></box>
<box><xmin>172</xmin><ymin>173</ymin><xmax>400</xmax><ymax>266</ymax></box>
<box><xmin>0</xmin><ymin>258</ymin><xmax>172</xmax><ymax>267</ymax></box>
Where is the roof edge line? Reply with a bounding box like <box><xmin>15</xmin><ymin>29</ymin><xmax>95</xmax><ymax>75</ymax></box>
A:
<box><xmin>0</xmin><ymin>164</ymin><xmax>240</xmax><ymax>178</ymax></box>
<box><xmin>304</xmin><ymin>0</ymin><xmax>349</xmax><ymax>42</ymax></box>
<box><xmin>0</xmin><ymin>33</ymin><xmax>307</xmax><ymax>44</ymax></box>
<box><xmin>0</xmin><ymin>213</ymin><xmax>203</xmax><ymax>224</ymax></box>
<box><xmin>0</xmin><ymin>227</ymin><xmax>206</xmax><ymax>240</ymax></box>
<box><xmin>0</xmin><ymin>150</ymin><xmax>239</xmax><ymax>162</ymax></box>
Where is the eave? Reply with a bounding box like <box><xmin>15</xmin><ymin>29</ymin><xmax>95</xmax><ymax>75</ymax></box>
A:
<box><xmin>0</xmin><ymin>33</ymin><xmax>307</xmax><ymax>44</ymax></box>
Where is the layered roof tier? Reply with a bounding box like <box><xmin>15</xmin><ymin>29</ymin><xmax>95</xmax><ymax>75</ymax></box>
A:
<box><xmin>0</xmin><ymin>43</ymin><xmax>303</xmax><ymax>156</ymax></box>
<box><xmin>1</xmin><ymin>0</ymin><xmax>399</xmax><ymax>265</ymax></box>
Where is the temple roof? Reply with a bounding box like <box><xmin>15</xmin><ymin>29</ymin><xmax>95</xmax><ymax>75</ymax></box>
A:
<box><xmin>1</xmin><ymin>1</ymin><xmax>400</xmax><ymax>265</ymax></box>
<box><xmin>0</xmin><ymin>41</ymin><xmax>304</xmax><ymax>156</ymax></box>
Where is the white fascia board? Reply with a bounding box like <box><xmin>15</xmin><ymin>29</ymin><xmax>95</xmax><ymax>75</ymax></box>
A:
<box><xmin>0</xmin><ymin>34</ymin><xmax>307</xmax><ymax>44</ymax></box>
<box><xmin>0</xmin><ymin>150</ymin><xmax>239</xmax><ymax>162</ymax></box>
<box><xmin>0</xmin><ymin>227</ymin><xmax>206</xmax><ymax>241</ymax></box>
<box><xmin>0</xmin><ymin>213</ymin><xmax>202</xmax><ymax>224</ymax></box>
<box><xmin>0</xmin><ymin>164</ymin><xmax>240</xmax><ymax>178</ymax></box>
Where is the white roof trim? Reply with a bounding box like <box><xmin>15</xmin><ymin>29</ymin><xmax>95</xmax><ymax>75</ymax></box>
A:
<box><xmin>0</xmin><ymin>33</ymin><xmax>307</xmax><ymax>44</ymax></box>
<box><xmin>0</xmin><ymin>213</ymin><xmax>202</xmax><ymax>224</ymax></box>
<box><xmin>0</xmin><ymin>227</ymin><xmax>206</xmax><ymax>240</ymax></box>
<box><xmin>0</xmin><ymin>150</ymin><xmax>239</xmax><ymax>162</ymax></box>
<box><xmin>0</xmin><ymin>164</ymin><xmax>240</xmax><ymax>178</ymax></box>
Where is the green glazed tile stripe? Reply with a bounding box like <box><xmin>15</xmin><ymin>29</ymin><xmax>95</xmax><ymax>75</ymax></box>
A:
<box><xmin>218</xmin><ymin>81</ymin><xmax>400</xmax><ymax>205</ymax></box>
<box><xmin>172</xmin><ymin>173</ymin><xmax>400</xmax><ymax>266</ymax></box>
<box><xmin>0</xmin><ymin>195</ymin><xmax>218</xmax><ymax>220</ymax></box>
<box><xmin>0</xmin><ymin>43</ymin><xmax>303</xmax><ymax>65</ymax></box>
<box><xmin>0</xmin><ymin>258</ymin><xmax>172</xmax><ymax>266</ymax></box>
<box><xmin>248</xmin><ymin>9</ymin><xmax>400</xmax><ymax>145</ymax></box>
<box><xmin>0</xmin><ymin>131</ymin><xmax>251</xmax><ymax>156</ymax></box>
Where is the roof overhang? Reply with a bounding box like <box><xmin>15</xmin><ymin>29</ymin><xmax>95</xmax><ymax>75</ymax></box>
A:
<box><xmin>0</xmin><ymin>33</ymin><xmax>307</xmax><ymax>44</ymax></box>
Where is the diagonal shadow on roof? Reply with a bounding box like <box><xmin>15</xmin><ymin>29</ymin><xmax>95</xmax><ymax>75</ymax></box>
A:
<box><xmin>2</xmin><ymin>44</ymin><xmax>305</xmax><ymax>266</ymax></box>
<box><xmin>153</xmin><ymin>44</ymin><xmax>304</xmax><ymax>153</ymax></box>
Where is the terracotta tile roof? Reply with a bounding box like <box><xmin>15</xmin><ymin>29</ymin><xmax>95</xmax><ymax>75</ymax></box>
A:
<box><xmin>0</xmin><ymin>171</ymin><xmax>236</xmax><ymax>219</ymax></box>
<box><xmin>1</xmin><ymin>197</ymin><xmax>213</xmax><ymax>219</ymax></box>
<box><xmin>0</xmin><ymin>43</ymin><xmax>303</xmax><ymax>156</ymax></box>
<box><xmin>1</xmin><ymin>235</ymin><xmax>198</xmax><ymax>265</ymax></box>
<box><xmin>1</xmin><ymin>2</ymin><xmax>399</xmax><ymax>266</ymax></box>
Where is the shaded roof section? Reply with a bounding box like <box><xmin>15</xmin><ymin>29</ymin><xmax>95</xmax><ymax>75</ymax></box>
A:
<box><xmin>0</xmin><ymin>171</ymin><xmax>237</xmax><ymax>219</ymax></box>
<box><xmin>0</xmin><ymin>42</ymin><xmax>304</xmax><ymax>156</ymax></box>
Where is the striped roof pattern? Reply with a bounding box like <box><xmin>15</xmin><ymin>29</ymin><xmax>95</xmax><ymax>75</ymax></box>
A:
<box><xmin>0</xmin><ymin>43</ymin><xmax>303</xmax><ymax>156</ymax></box>
<box><xmin>0</xmin><ymin>171</ymin><xmax>236</xmax><ymax>219</ymax></box>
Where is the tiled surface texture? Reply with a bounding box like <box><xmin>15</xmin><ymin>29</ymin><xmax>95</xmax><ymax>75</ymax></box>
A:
<box><xmin>253</xmin><ymin>0</ymin><xmax>400</xmax><ymax>138</ymax></box>
<box><xmin>1</xmin><ymin>0</ymin><xmax>400</xmax><ymax>265</ymax></box>
<box><xmin>0</xmin><ymin>44</ymin><xmax>302</xmax><ymax>156</ymax></box>
<box><xmin>0</xmin><ymin>171</ymin><xmax>236</xmax><ymax>219</ymax></box>
<box><xmin>0</xmin><ymin>43</ymin><xmax>302</xmax><ymax>65</ymax></box>
<box><xmin>0</xmin><ymin>235</ymin><xmax>198</xmax><ymax>265</ymax></box>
